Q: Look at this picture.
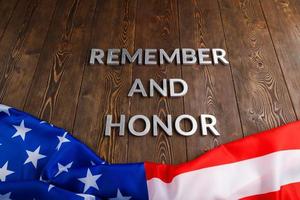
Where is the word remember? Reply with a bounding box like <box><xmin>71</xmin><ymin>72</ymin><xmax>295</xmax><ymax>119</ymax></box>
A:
<box><xmin>90</xmin><ymin>48</ymin><xmax>229</xmax><ymax>65</ymax></box>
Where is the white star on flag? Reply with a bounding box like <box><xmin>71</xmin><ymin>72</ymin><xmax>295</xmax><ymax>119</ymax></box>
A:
<box><xmin>78</xmin><ymin>169</ymin><xmax>101</xmax><ymax>193</ymax></box>
<box><xmin>55</xmin><ymin>162</ymin><xmax>73</xmax><ymax>177</ymax></box>
<box><xmin>39</xmin><ymin>175</ymin><xmax>48</xmax><ymax>183</ymax></box>
<box><xmin>109</xmin><ymin>189</ymin><xmax>132</xmax><ymax>200</ymax></box>
<box><xmin>24</xmin><ymin>146</ymin><xmax>46</xmax><ymax>168</ymax></box>
<box><xmin>56</xmin><ymin>132</ymin><xmax>70</xmax><ymax>150</ymax></box>
<box><xmin>77</xmin><ymin>193</ymin><xmax>96</xmax><ymax>200</ymax></box>
<box><xmin>0</xmin><ymin>192</ymin><xmax>12</xmax><ymax>200</ymax></box>
<box><xmin>90</xmin><ymin>161</ymin><xmax>96</xmax><ymax>166</ymax></box>
<box><xmin>0</xmin><ymin>162</ymin><xmax>14</xmax><ymax>182</ymax></box>
<box><xmin>0</xmin><ymin>105</ymin><xmax>11</xmax><ymax>116</ymax></box>
<box><xmin>12</xmin><ymin>120</ymin><xmax>31</xmax><ymax>141</ymax></box>
<box><xmin>40</xmin><ymin>121</ymin><xmax>54</xmax><ymax>127</ymax></box>
<box><xmin>48</xmin><ymin>184</ymin><xmax>54</xmax><ymax>192</ymax></box>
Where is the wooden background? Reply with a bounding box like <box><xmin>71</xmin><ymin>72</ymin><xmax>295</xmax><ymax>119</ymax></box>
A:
<box><xmin>0</xmin><ymin>0</ymin><xmax>299</xmax><ymax>164</ymax></box>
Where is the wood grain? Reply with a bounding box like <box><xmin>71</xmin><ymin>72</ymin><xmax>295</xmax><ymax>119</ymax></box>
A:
<box><xmin>218</xmin><ymin>0</ymin><xmax>296</xmax><ymax>135</ymax></box>
<box><xmin>260</xmin><ymin>0</ymin><xmax>300</xmax><ymax>119</ymax></box>
<box><xmin>24</xmin><ymin>0</ymin><xmax>97</xmax><ymax>132</ymax></box>
<box><xmin>178</xmin><ymin>0</ymin><xmax>243</xmax><ymax>160</ymax></box>
<box><xmin>0</xmin><ymin>0</ymin><xmax>18</xmax><ymax>41</ymax></box>
<box><xmin>73</xmin><ymin>0</ymin><xmax>136</xmax><ymax>163</ymax></box>
<box><xmin>1</xmin><ymin>0</ymin><xmax>57</xmax><ymax>109</ymax></box>
<box><xmin>0</xmin><ymin>0</ymin><xmax>40</xmax><ymax>106</ymax></box>
<box><xmin>127</xmin><ymin>0</ymin><xmax>187</xmax><ymax>164</ymax></box>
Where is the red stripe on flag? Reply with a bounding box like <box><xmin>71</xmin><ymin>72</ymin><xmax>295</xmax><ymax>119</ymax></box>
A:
<box><xmin>145</xmin><ymin>121</ymin><xmax>300</xmax><ymax>182</ymax></box>
<box><xmin>241</xmin><ymin>182</ymin><xmax>300</xmax><ymax>200</ymax></box>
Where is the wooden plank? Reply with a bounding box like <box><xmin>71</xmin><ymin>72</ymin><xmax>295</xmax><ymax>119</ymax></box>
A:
<box><xmin>0</xmin><ymin>0</ymin><xmax>40</xmax><ymax>104</ymax></box>
<box><xmin>1</xmin><ymin>0</ymin><xmax>57</xmax><ymax>109</ymax></box>
<box><xmin>73</xmin><ymin>0</ymin><xmax>136</xmax><ymax>163</ymax></box>
<box><xmin>127</xmin><ymin>0</ymin><xmax>187</xmax><ymax>164</ymax></box>
<box><xmin>218</xmin><ymin>0</ymin><xmax>296</xmax><ymax>134</ymax></box>
<box><xmin>24</xmin><ymin>0</ymin><xmax>97</xmax><ymax>132</ymax></box>
<box><xmin>0</xmin><ymin>0</ymin><xmax>18</xmax><ymax>41</ymax></box>
<box><xmin>260</xmin><ymin>0</ymin><xmax>300</xmax><ymax>119</ymax></box>
<box><xmin>178</xmin><ymin>0</ymin><xmax>243</xmax><ymax>159</ymax></box>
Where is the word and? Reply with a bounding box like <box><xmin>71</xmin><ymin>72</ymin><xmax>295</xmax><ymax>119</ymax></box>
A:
<box><xmin>128</xmin><ymin>78</ymin><xmax>188</xmax><ymax>97</ymax></box>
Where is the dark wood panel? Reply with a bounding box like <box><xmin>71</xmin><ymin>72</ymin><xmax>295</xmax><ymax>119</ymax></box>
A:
<box><xmin>260</xmin><ymin>0</ymin><xmax>300</xmax><ymax>119</ymax></box>
<box><xmin>219</xmin><ymin>0</ymin><xmax>296</xmax><ymax>134</ymax></box>
<box><xmin>178</xmin><ymin>0</ymin><xmax>243</xmax><ymax>160</ymax></box>
<box><xmin>73</xmin><ymin>0</ymin><xmax>136</xmax><ymax>163</ymax></box>
<box><xmin>1</xmin><ymin>0</ymin><xmax>56</xmax><ymax>109</ymax></box>
<box><xmin>24</xmin><ymin>0</ymin><xmax>97</xmax><ymax>132</ymax></box>
<box><xmin>0</xmin><ymin>0</ymin><xmax>18</xmax><ymax>41</ymax></box>
<box><xmin>0</xmin><ymin>0</ymin><xmax>40</xmax><ymax>105</ymax></box>
<box><xmin>127</xmin><ymin>0</ymin><xmax>187</xmax><ymax>164</ymax></box>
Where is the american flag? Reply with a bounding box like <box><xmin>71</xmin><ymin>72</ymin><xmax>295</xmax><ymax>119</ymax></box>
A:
<box><xmin>0</xmin><ymin>104</ymin><xmax>299</xmax><ymax>200</ymax></box>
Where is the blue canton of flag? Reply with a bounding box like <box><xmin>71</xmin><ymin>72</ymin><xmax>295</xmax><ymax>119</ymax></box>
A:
<box><xmin>0</xmin><ymin>105</ymin><xmax>148</xmax><ymax>200</ymax></box>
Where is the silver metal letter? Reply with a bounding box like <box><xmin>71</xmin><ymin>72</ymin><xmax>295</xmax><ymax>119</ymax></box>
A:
<box><xmin>182</xmin><ymin>48</ymin><xmax>197</xmax><ymax>64</ymax></box>
<box><xmin>175</xmin><ymin>115</ymin><xmax>197</xmax><ymax>136</ymax></box>
<box><xmin>153</xmin><ymin>115</ymin><xmax>172</xmax><ymax>136</ymax></box>
<box><xmin>144</xmin><ymin>49</ymin><xmax>157</xmax><ymax>65</ymax></box>
<box><xmin>105</xmin><ymin>115</ymin><xmax>125</xmax><ymax>136</ymax></box>
<box><xmin>128</xmin><ymin>79</ymin><xmax>147</xmax><ymax>97</ymax></box>
<box><xmin>107</xmin><ymin>49</ymin><xmax>120</xmax><ymax>65</ymax></box>
<box><xmin>169</xmin><ymin>79</ymin><xmax>188</xmax><ymax>97</ymax></box>
<box><xmin>200</xmin><ymin>114</ymin><xmax>220</xmax><ymax>136</ymax></box>
<box><xmin>212</xmin><ymin>48</ymin><xmax>229</xmax><ymax>65</ymax></box>
<box><xmin>90</xmin><ymin>49</ymin><xmax>104</xmax><ymax>64</ymax></box>
<box><xmin>159</xmin><ymin>49</ymin><xmax>180</xmax><ymax>64</ymax></box>
<box><xmin>121</xmin><ymin>48</ymin><xmax>142</xmax><ymax>65</ymax></box>
<box><xmin>128</xmin><ymin>115</ymin><xmax>151</xmax><ymax>136</ymax></box>
<box><xmin>150</xmin><ymin>79</ymin><xmax>168</xmax><ymax>97</ymax></box>
<box><xmin>198</xmin><ymin>48</ymin><xmax>212</xmax><ymax>65</ymax></box>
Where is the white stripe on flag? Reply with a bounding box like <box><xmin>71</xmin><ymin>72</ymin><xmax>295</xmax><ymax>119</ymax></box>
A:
<box><xmin>147</xmin><ymin>150</ymin><xmax>300</xmax><ymax>200</ymax></box>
